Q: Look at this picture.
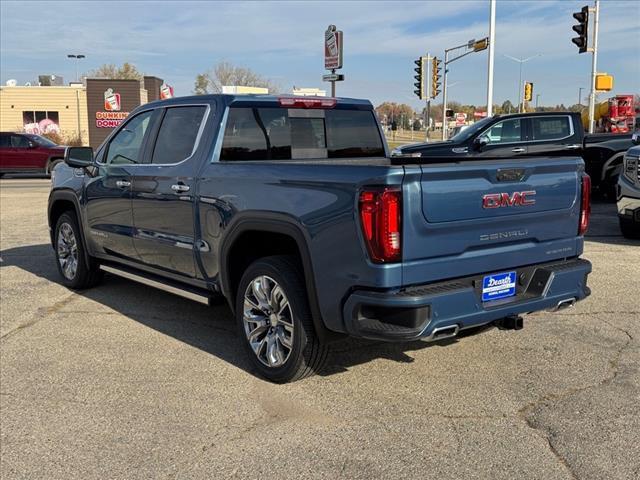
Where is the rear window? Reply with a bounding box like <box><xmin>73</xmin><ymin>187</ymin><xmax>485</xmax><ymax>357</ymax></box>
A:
<box><xmin>220</xmin><ymin>107</ymin><xmax>384</xmax><ymax>161</ymax></box>
<box><xmin>532</xmin><ymin>116</ymin><xmax>571</xmax><ymax>140</ymax></box>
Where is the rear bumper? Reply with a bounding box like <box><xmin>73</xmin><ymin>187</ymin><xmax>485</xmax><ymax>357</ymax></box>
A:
<box><xmin>342</xmin><ymin>258</ymin><xmax>592</xmax><ymax>342</ymax></box>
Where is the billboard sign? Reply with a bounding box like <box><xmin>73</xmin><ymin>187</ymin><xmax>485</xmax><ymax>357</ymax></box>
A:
<box><xmin>160</xmin><ymin>83</ymin><xmax>174</xmax><ymax>99</ymax></box>
<box><xmin>324</xmin><ymin>25</ymin><xmax>343</xmax><ymax>70</ymax></box>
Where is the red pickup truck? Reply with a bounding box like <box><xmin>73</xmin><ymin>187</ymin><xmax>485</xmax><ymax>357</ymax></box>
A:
<box><xmin>0</xmin><ymin>132</ymin><xmax>66</xmax><ymax>177</ymax></box>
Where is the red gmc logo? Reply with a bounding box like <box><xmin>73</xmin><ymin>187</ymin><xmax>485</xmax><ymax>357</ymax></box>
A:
<box><xmin>482</xmin><ymin>191</ymin><xmax>536</xmax><ymax>208</ymax></box>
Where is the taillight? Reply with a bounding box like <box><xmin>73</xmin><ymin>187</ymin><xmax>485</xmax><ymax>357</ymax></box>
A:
<box><xmin>278</xmin><ymin>97</ymin><xmax>337</xmax><ymax>109</ymax></box>
<box><xmin>359</xmin><ymin>187</ymin><xmax>402</xmax><ymax>263</ymax></box>
<box><xmin>578</xmin><ymin>174</ymin><xmax>591</xmax><ymax>235</ymax></box>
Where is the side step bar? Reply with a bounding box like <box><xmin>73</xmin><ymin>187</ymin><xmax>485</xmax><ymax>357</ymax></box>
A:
<box><xmin>100</xmin><ymin>265</ymin><xmax>212</xmax><ymax>305</ymax></box>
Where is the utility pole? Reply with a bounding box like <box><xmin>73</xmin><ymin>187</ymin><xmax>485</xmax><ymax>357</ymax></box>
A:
<box><xmin>486</xmin><ymin>0</ymin><xmax>496</xmax><ymax>116</ymax></box>
<box><xmin>587</xmin><ymin>0</ymin><xmax>600</xmax><ymax>134</ymax></box>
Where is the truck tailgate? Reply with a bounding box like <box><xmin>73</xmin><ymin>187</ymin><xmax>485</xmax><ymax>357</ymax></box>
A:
<box><xmin>401</xmin><ymin>157</ymin><xmax>584</xmax><ymax>285</ymax></box>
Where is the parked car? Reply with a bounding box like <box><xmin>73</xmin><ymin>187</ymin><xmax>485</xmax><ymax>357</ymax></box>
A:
<box><xmin>617</xmin><ymin>132</ymin><xmax>640</xmax><ymax>239</ymax></box>
<box><xmin>49</xmin><ymin>94</ymin><xmax>592</xmax><ymax>382</ymax></box>
<box><xmin>393</xmin><ymin>112</ymin><xmax>634</xmax><ymax>198</ymax></box>
<box><xmin>0</xmin><ymin>132</ymin><xmax>66</xmax><ymax>177</ymax></box>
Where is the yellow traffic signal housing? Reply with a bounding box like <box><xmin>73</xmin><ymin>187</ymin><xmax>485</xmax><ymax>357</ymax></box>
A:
<box><xmin>524</xmin><ymin>82</ymin><xmax>534</xmax><ymax>102</ymax></box>
<box><xmin>431</xmin><ymin>57</ymin><xmax>442</xmax><ymax>99</ymax></box>
<box><xmin>413</xmin><ymin>57</ymin><xmax>426</xmax><ymax>100</ymax></box>
<box><xmin>595</xmin><ymin>74</ymin><xmax>613</xmax><ymax>91</ymax></box>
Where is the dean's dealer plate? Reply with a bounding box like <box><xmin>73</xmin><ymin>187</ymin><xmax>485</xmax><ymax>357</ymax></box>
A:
<box><xmin>482</xmin><ymin>271</ymin><xmax>516</xmax><ymax>302</ymax></box>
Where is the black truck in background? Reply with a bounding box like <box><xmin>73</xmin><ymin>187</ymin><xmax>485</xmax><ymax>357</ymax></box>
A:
<box><xmin>394</xmin><ymin>112</ymin><xmax>634</xmax><ymax>198</ymax></box>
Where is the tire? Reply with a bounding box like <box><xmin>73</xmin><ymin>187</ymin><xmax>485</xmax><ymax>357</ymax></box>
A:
<box><xmin>54</xmin><ymin>212</ymin><xmax>102</xmax><ymax>289</ymax></box>
<box><xmin>47</xmin><ymin>159</ymin><xmax>63</xmax><ymax>177</ymax></box>
<box><xmin>235</xmin><ymin>255</ymin><xmax>328</xmax><ymax>383</ymax></box>
<box><xmin>619</xmin><ymin>217</ymin><xmax>640</xmax><ymax>239</ymax></box>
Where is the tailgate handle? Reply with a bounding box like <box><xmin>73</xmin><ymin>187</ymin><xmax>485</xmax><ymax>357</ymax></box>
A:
<box><xmin>511</xmin><ymin>147</ymin><xmax>526</xmax><ymax>153</ymax></box>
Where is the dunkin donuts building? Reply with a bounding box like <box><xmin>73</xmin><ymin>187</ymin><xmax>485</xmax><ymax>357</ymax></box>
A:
<box><xmin>0</xmin><ymin>76</ymin><xmax>173</xmax><ymax>148</ymax></box>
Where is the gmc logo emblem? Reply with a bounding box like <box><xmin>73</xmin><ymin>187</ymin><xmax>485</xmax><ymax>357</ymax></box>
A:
<box><xmin>482</xmin><ymin>191</ymin><xmax>536</xmax><ymax>208</ymax></box>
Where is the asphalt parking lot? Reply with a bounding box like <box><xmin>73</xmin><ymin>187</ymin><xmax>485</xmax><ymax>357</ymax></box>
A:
<box><xmin>1</xmin><ymin>177</ymin><xmax>638</xmax><ymax>480</ymax></box>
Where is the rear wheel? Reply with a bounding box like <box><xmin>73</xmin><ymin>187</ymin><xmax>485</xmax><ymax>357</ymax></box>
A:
<box><xmin>619</xmin><ymin>217</ymin><xmax>640</xmax><ymax>239</ymax></box>
<box><xmin>54</xmin><ymin>212</ymin><xmax>102</xmax><ymax>289</ymax></box>
<box><xmin>235</xmin><ymin>255</ymin><xmax>328</xmax><ymax>383</ymax></box>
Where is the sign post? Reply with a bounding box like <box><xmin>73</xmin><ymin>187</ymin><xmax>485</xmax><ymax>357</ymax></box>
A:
<box><xmin>324</xmin><ymin>25</ymin><xmax>344</xmax><ymax>97</ymax></box>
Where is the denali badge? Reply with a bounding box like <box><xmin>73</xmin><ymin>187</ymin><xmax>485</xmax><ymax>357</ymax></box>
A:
<box><xmin>482</xmin><ymin>190</ymin><xmax>536</xmax><ymax>208</ymax></box>
<box><xmin>480</xmin><ymin>229</ymin><xmax>529</xmax><ymax>241</ymax></box>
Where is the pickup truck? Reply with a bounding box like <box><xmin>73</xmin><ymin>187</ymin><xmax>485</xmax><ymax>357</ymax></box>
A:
<box><xmin>617</xmin><ymin>132</ymin><xmax>640</xmax><ymax>239</ymax></box>
<box><xmin>49</xmin><ymin>95</ymin><xmax>592</xmax><ymax>383</ymax></box>
<box><xmin>394</xmin><ymin>111</ymin><xmax>633</xmax><ymax>198</ymax></box>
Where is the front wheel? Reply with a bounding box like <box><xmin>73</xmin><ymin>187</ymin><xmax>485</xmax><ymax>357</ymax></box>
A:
<box><xmin>235</xmin><ymin>255</ymin><xmax>328</xmax><ymax>383</ymax></box>
<box><xmin>619</xmin><ymin>217</ymin><xmax>640</xmax><ymax>239</ymax></box>
<box><xmin>54</xmin><ymin>212</ymin><xmax>102</xmax><ymax>289</ymax></box>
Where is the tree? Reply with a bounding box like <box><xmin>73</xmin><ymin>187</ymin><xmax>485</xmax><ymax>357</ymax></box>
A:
<box><xmin>375</xmin><ymin>102</ymin><xmax>415</xmax><ymax>129</ymax></box>
<box><xmin>85</xmin><ymin>62</ymin><xmax>143</xmax><ymax>80</ymax></box>
<box><xmin>500</xmin><ymin>100</ymin><xmax>514</xmax><ymax>114</ymax></box>
<box><xmin>194</xmin><ymin>61</ymin><xmax>279</xmax><ymax>94</ymax></box>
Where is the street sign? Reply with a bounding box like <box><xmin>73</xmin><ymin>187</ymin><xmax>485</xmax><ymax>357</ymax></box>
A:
<box><xmin>322</xmin><ymin>73</ymin><xmax>344</xmax><ymax>82</ymax></box>
<box><xmin>324</xmin><ymin>25</ymin><xmax>343</xmax><ymax>70</ymax></box>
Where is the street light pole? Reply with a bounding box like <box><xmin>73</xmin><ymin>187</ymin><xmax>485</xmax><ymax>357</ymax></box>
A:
<box><xmin>578</xmin><ymin>87</ymin><xmax>584</xmax><ymax>106</ymax></box>
<box><xmin>486</xmin><ymin>0</ymin><xmax>496</xmax><ymax>116</ymax></box>
<box><xmin>67</xmin><ymin>54</ymin><xmax>86</xmax><ymax>83</ymax></box>
<box><xmin>535</xmin><ymin>94</ymin><xmax>540</xmax><ymax>109</ymax></box>
<box><xmin>587</xmin><ymin>0</ymin><xmax>600</xmax><ymax>134</ymax></box>
<box><xmin>503</xmin><ymin>54</ymin><xmax>541</xmax><ymax>113</ymax></box>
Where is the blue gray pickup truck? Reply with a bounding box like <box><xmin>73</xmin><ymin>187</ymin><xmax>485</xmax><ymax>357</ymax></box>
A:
<box><xmin>49</xmin><ymin>95</ymin><xmax>592</xmax><ymax>382</ymax></box>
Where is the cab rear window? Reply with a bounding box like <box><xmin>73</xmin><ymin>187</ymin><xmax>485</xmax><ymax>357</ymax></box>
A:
<box><xmin>220</xmin><ymin>107</ymin><xmax>384</xmax><ymax>161</ymax></box>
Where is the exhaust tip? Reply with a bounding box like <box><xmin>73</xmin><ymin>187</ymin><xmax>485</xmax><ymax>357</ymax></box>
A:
<box><xmin>548</xmin><ymin>298</ymin><xmax>576</xmax><ymax>312</ymax></box>
<box><xmin>427</xmin><ymin>324</ymin><xmax>459</xmax><ymax>342</ymax></box>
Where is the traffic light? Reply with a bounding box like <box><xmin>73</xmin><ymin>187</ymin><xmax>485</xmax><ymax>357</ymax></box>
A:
<box><xmin>414</xmin><ymin>57</ymin><xmax>426</xmax><ymax>99</ymax></box>
<box><xmin>431</xmin><ymin>57</ymin><xmax>442</xmax><ymax>99</ymax></box>
<box><xmin>524</xmin><ymin>82</ymin><xmax>533</xmax><ymax>102</ymax></box>
<box><xmin>572</xmin><ymin>6</ymin><xmax>589</xmax><ymax>53</ymax></box>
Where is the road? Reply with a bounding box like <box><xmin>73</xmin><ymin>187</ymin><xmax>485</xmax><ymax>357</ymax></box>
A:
<box><xmin>1</xmin><ymin>178</ymin><xmax>638</xmax><ymax>480</ymax></box>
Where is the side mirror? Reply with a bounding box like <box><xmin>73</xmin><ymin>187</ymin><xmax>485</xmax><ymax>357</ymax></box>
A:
<box><xmin>474</xmin><ymin>136</ymin><xmax>489</xmax><ymax>151</ymax></box>
<box><xmin>632</xmin><ymin>132</ymin><xmax>640</xmax><ymax>145</ymax></box>
<box><xmin>65</xmin><ymin>146</ymin><xmax>94</xmax><ymax>168</ymax></box>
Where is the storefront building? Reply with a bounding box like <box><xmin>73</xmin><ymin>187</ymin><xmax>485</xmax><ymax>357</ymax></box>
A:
<box><xmin>0</xmin><ymin>76</ymin><xmax>171</xmax><ymax>148</ymax></box>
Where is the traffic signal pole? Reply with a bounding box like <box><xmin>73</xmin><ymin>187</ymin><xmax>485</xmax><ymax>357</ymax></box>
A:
<box><xmin>587</xmin><ymin>0</ymin><xmax>600</xmax><ymax>134</ymax></box>
<box><xmin>441</xmin><ymin>49</ymin><xmax>449</xmax><ymax>141</ymax></box>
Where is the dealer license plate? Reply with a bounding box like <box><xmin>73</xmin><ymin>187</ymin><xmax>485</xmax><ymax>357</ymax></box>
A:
<box><xmin>482</xmin><ymin>271</ymin><xmax>516</xmax><ymax>302</ymax></box>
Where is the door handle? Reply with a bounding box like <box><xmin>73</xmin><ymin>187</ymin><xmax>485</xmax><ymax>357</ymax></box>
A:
<box><xmin>171</xmin><ymin>184</ymin><xmax>190</xmax><ymax>193</ymax></box>
<box><xmin>511</xmin><ymin>147</ymin><xmax>526</xmax><ymax>153</ymax></box>
<box><xmin>116</xmin><ymin>180</ymin><xmax>131</xmax><ymax>188</ymax></box>
<box><xmin>564</xmin><ymin>144</ymin><xmax>581</xmax><ymax>150</ymax></box>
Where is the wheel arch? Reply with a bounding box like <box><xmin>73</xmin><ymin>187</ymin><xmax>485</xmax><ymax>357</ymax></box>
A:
<box><xmin>219</xmin><ymin>212</ymin><xmax>338</xmax><ymax>343</ymax></box>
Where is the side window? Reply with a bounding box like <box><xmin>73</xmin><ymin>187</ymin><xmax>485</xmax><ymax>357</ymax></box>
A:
<box><xmin>483</xmin><ymin>118</ymin><xmax>522</xmax><ymax>144</ymax></box>
<box><xmin>151</xmin><ymin>106</ymin><xmax>207</xmax><ymax>164</ymax></box>
<box><xmin>11</xmin><ymin>135</ymin><xmax>30</xmax><ymax>148</ymax></box>
<box><xmin>105</xmin><ymin>110</ymin><xmax>154</xmax><ymax>165</ymax></box>
<box><xmin>532</xmin><ymin>117</ymin><xmax>571</xmax><ymax>141</ymax></box>
<box><xmin>0</xmin><ymin>134</ymin><xmax>10</xmax><ymax>147</ymax></box>
<box><xmin>220</xmin><ymin>108</ymin><xmax>269</xmax><ymax>161</ymax></box>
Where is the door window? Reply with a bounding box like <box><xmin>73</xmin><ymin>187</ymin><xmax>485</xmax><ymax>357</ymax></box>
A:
<box><xmin>531</xmin><ymin>116</ymin><xmax>571</xmax><ymax>140</ymax></box>
<box><xmin>0</xmin><ymin>134</ymin><xmax>10</xmax><ymax>147</ymax></box>
<box><xmin>482</xmin><ymin>119</ymin><xmax>522</xmax><ymax>144</ymax></box>
<box><xmin>105</xmin><ymin>110</ymin><xmax>154</xmax><ymax>165</ymax></box>
<box><xmin>10</xmin><ymin>135</ymin><xmax>30</xmax><ymax>148</ymax></box>
<box><xmin>150</xmin><ymin>106</ymin><xmax>207</xmax><ymax>164</ymax></box>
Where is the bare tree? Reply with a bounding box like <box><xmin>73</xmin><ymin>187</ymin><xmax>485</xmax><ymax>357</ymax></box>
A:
<box><xmin>194</xmin><ymin>61</ymin><xmax>279</xmax><ymax>94</ymax></box>
<box><xmin>85</xmin><ymin>62</ymin><xmax>143</xmax><ymax>81</ymax></box>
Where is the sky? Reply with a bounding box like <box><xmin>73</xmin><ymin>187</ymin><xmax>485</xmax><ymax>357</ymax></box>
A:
<box><xmin>1</xmin><ymin>0</ymin><xmax>639</xmax><ymax>110</ymax></box>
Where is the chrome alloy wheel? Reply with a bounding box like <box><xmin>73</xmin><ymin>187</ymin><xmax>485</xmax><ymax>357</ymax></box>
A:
<box><xmin>57</xmin><ymin>223</ymin><xmax>78</xmax><ymax>280</ymax></box>
<box><xmin>243</xmin><ymin>275</ymin><xmax>294</xmax><ymax>368</ymax></box>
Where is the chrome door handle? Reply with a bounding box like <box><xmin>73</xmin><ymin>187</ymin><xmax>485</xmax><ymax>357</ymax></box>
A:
<box><xmin>116</xmin><ymin>180</ymin><xmax>131</xmax><ymax>188</ymax></box>
<box><xmin>564</xmin><ymin>144</ymin><xmax>581</xmax><ymax>150</ymax></box>
<box><xmin>511</xmin><ymin>147</ymin><xmax>526</xmax><ymax>153</ymax></box>
<box><xmin>171</xmin><ymin>184</ymin><xmax>190</xmax><ymax>193</ymax></box>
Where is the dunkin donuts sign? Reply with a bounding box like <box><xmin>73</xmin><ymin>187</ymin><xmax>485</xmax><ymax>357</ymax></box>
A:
<box><xmin>95</xmin><ymin>88</ymin><xmax>130</xmax><ymax>128</ymax></box>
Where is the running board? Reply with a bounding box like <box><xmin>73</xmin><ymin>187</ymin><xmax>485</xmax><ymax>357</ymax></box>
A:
<box><xmin>100</xmin><ymin>265</ymin><xmax>211</xmax><ymax>305</ymax></box>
